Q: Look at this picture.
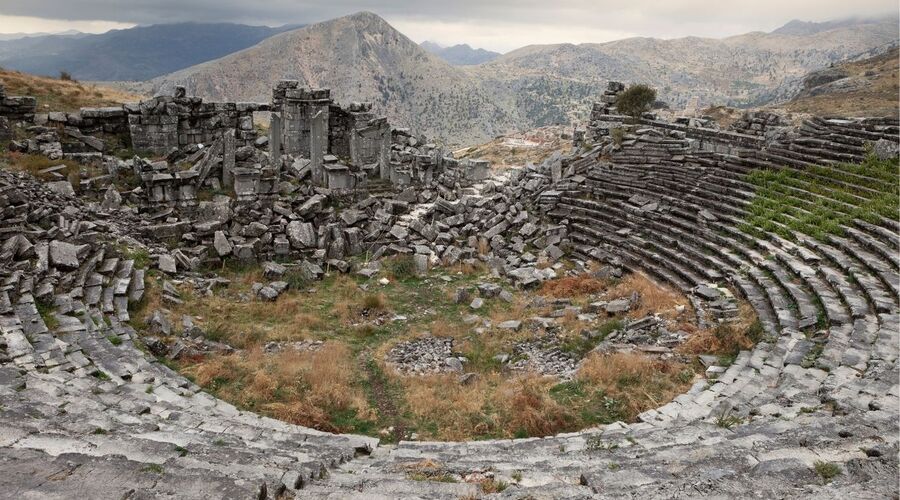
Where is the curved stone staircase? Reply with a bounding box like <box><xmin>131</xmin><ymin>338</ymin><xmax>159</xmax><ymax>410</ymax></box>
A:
<box><xmin>1</xmin><ymin>117</ymin><xmax>898</xmax><ymax>498</ymax></box>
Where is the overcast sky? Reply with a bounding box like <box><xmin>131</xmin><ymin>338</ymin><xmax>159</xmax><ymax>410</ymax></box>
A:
<box><xmin>0</xmin><ymin>1</ymin><xmax>897</xmax><ymax>52</ymax></box>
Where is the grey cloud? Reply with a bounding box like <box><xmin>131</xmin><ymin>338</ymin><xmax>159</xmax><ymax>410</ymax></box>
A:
<box><xmin>1</xmin><ymin>0</ymin><xmax>897</xmax><ymax>41</ymax></box>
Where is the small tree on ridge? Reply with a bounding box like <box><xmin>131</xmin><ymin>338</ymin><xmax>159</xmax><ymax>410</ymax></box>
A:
<box><xmin>616</xmin><ymin>84</ymin><xmax>657</xmax><ymax>120</ymax></box>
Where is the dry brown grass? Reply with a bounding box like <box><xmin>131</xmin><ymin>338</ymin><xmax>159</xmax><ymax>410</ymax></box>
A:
<box><xmin>400</xmin><ymin>372</ymin><xmax>569</xmax><ymax>440</ymax></box>
<box><xmin>607</xmin><ymin>273</ymin><xmax>689</xmax><ymax>319</ymax></box>
<box><xmin>476</xmin><ymin>238</ymin><xmax>490</xmax><ymax>256</ymax></box>
<box><xmin>428</xmin><ymin>318</ymin><xmax>470</xmax><ymax>340</ymax></box>
<box><xmin>146</xmin><ymin>281</ymin><xmax>328</xmax><ymax>348</ymax></box>
<box><xmin>199</xmin><ymin>293</ymin><xmax>320</xmax><ymax>347</ymax></box>
<box><xmin>577</xmin><ymin>352</ymin><xmax>695</xmax><ymax>419</ymax></box>
<box><xmin>396</xmin><ymin>354</ymin><xmax>695</xmax><ymax>441</ymax></box>
<box><xmin>500</xmin><ymin>376</ymin><xmax>571</xmax><ymax>436</ymax></box>
<box><xmin>335</xmin><ymin>291</ymin><xmax>389</xmax><ymax>324</ymax></box>
<box><xmin>401</xmin><ymin>372</ymin><xmax>501</xmax><ymax>440</ymax></box>
<box><xmin>222</xmin><ymin>267</ymin><xmax>264</xmax><ymax>286</ymax></box>
<box><xmin>678</xmin><ymin>301</ymin><xmax>761</xmax><ymax>356</ymax></box>
<box><xmin>487</xmin><ymin>297</ymin><xmax>532</xmax><ymax>324</ymax></box>
<box><xmin>148</xmin><ymin>272</ymin><xmax>373</xmax><ymax>348</ymax></box>
<box><xmin>539</xmin><ymin>275</ymin><xmax>608</xmax><ymax>298</ymax></box>
<box><xmin>187</xmin><ymin>342</ymin><xmax>374</xmax><ymax>432</ymax></box>
<box><xmin>143</xmin><ymin>263</ymin><xmax>706</xmax><ymax>442</ymax></box>
<box><xmin>362</xmin><ymin>293</ymin><xmax>388</xmax><ymax>311</ymax></box>
<box><xmin>129</xmin><ymin>277</ymin><xmax>163</xmax><ymax>327</ymax></box>
<box><xmin>558</xmin><ymin>308</ymin><xmax>586</xmax><ymax>330</ymax></box>
<box><xmin>449</xmin><ymin>260</ymin><xmax>488</xmax><ymax>275</ymax></box>
<box><xmin>0</xmin><ymin>69</ymin><xmax>143</xmax><ymax>112</ymax></box>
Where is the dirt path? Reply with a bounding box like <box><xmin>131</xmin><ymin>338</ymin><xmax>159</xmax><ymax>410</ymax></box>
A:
<box><xmin>361</xmin><ymin>354</ymin><xmax>408</xmax><ymax>443</ymax></box>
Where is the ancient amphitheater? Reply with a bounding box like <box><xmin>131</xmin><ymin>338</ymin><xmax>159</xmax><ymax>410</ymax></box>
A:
<box><xmin>0</xmin><ymin>80</ymin><xmax>897</xmax><ymax>499</ymax></box>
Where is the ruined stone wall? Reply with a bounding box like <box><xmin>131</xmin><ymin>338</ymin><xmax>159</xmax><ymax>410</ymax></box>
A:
<box><xmin>354</xmin><ymin>116</ymin><xmax>391</xmax><ymax>169</ymax></box>
<box><xmin>327</xmin><ymin>105</ymin><xmax>354</xmax><ymax>160</ymax></box>
<box><xmin>327</xmin><ymin>103</ymin><xmax>391</xmax><ymax>169</ymax></box>
<box><xmin>584</xmin><ymin>81</ymin><xmax>767</xmax><ymax>156</ymax></box>
<box><xmin>40</xmin><ymin>107</ymin><xmax>129</xmax><ymax>136</ymax></box>
<box><xmin>585</xmin><ymin>81</ymin><xmax>627</xmax><ymax>142</ymax></box>
<box><xmin>728</xmin><ymin>110</ymin><xmax>788</xmax><ymax>137</ymax></box>
<box><xmin>637</xmin><ymin>118</ymin><xmax>764</xmax><ymax>154</ymax></box>
<box><xmin>272</xmin><ymin>82</ymin><xmax>330</xmax><ymax>159</ymax></box>
<box><xmin>128</xmin><ymin>88</ymin><xmax>267</xmax><ymax>155</ymax></box>
<box><xmin>0</xmin><ymin>84</ymin><xmax>37</xmax><ymax>123</ymax></box>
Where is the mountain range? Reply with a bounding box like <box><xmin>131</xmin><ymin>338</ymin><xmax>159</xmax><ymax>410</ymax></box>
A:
<box><xmin>772</xmin><ymin>18</ymin><xmax>892</xmax><ymax>36</ymax></box>
<box><xmin>0</xmin><ymin>29</ymin><xmax>82</xmax><ymax>41</ymax></box>
<box><xmin>151</xmin><ymin>12</ymin><xmax>898</xmax><ymax>145</ymax></box>
<box><xmin>420</xmin><ymin>41</ymin><xmax>501</xmax><ymax>65</ymax></box>
<box><xmin>0</xmin><ymin>23</ymin><xmax>301</xmax><ymax>81</ymax></box>
<box><xmin>1</xmin><ymin>12</ymin><xmax>895</xmax><ymax>145</ymax></box>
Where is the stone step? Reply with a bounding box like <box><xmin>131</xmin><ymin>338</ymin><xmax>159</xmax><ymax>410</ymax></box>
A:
<box><xmin>845</xmin><ymin>225</ymin><xmax>900</xmax><ymax>271</ymax></box>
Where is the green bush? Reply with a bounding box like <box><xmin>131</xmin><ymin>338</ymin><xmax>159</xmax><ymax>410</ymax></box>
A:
<box><xmin>813</xmin><ymin>460</ymin><xmax>841</xmax><ymax>482</ymax></box>
<box><xmin>616</xmin><ymin>84</ymin><xmax>657</xmax><ymax>119</ymax></box>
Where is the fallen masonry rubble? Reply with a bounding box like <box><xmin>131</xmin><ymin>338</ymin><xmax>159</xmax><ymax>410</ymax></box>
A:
<box><xmin>0</xmin><ymin>78</ymin><xmax>897</xmax><ymax>498</ymax></box>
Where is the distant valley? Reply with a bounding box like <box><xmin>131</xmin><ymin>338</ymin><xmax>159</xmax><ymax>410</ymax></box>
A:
<box><xmin>0</xmin><ymin>23</ymin><xmax>302</xmax><ymax>81</ymax></box>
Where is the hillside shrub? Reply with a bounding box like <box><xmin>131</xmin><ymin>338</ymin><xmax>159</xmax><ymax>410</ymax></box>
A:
<box><xmin>617</xmin><ymin>84</ymin><xmax>657</xmax><ymax>119</ymax></box>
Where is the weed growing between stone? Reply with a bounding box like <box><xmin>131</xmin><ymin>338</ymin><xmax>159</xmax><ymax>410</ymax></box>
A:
<box><xmin>740</xmin><ymin>155</ymin><xmax>899</xmax><ymax>240</ymax></box>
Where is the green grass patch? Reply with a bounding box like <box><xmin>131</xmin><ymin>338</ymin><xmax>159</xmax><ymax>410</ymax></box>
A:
<box><xmin>384</xmin><ymin>254</ymin><xmax>417</xmax><ymax>281</ymax></box>
<box><xmin>35</xmin><ymin>298</ymin><xmax>59</xmax><ymax>330</ymax></box>
<box><xmin>560</xmin><ymin>319</ymin><xmax>623</xmax><ymax>357</ymax></box>
<box><xmin>549</xmin><ymin>380</ymin><xmax>627</xmax><ymax>425</ymax></box>
<box><xmin>120</xmin><ymin>246</ymin><xmax>151</xmax><ymax>269</ymax></box>
<box><xmin>741</xmin><ymin>156</ymin><xmax>899</xmax><ymax>241</ymax></box>
<box><xmin>328</xmin><ymin>407</ymin><xmax>379</xmax><ymax>436</ymax></box>
<box><xmin>813</xmin><ymin>460</ymin><xmax>841</xmax><ymax>482</ymax></box>
<box><xmin>142</xmin><ymin>464</ymin><xmax>164</xmax><ymax>474</ymax></box>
